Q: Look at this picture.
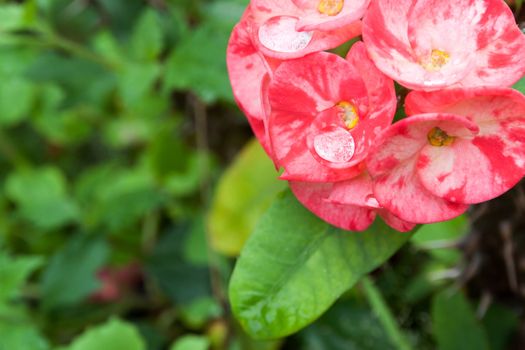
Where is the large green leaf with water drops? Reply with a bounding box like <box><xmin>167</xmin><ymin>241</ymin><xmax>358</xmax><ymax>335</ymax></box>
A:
<box><xmin>229</xmin><ymin>190</ymin><xmax>416</xmax><ymax>339</ymax></box>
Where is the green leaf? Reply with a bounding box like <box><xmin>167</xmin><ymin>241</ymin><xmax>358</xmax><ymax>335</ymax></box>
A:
<box><xmin>118</xmin><ymin>63</ymin><xmax>160</xmax><ymax>108</ymax></box>
<box><xmin>63</xmin><ymin>318</ymin><xmax>145</xmax><ymax>350</ymax></box>
<box><xmin>209</xmin><ymin>140</ymin><xmax>286</xmax><ymax>256</ymax></box>
<box><xmin>229</xmin><ymin>190</ymin><xmax>415</xmax><ymax>339</ymax></box>
<box><xmin>513</xmin><ymin>77</ymin><xmax>525</xmax><ymax>93</ymax></box>
<box><xmin>5</xmin><ymin>167</ymin><xmax>79</xmax><ymax>230</ymax></box>
<box><xmin>170</xmin><ymin>335</ymin><xmax>209</xmax><ymax>350</ymax></box>
<box><xmin>179</xmin><ymin>297</ymin><xmax>222</xmax><ymax>329</ymax></box>
<box><xmin>146</xmin><ymin>227</ymin><xmax>211</xmax><ymax>304</ymax></box>
<box><xmin>74</xmin><ymin>165</ymin><xmax>165</xmax><ymax>231</ymax></box>
<box><xmin>298</xmin><ymin>299</ymin><xmax>395</xmax><ymax>350</ymax></box>
<box><xmin>0</xmin><ymin>253</ymin><xmax>42</xmax><ymax>304</ymax></box>
<box><xmin>0</xmin><ymin>322</ymin><xmax>49</xmax><ymax>350</ymax></box>
<box><xmin>0</xmin><ymin>3</ymin><xmax>37</xmax><ymax>33</ymax></box>
<box><xmin>130</xmin><ymin>9</ymin><xmax>163</xmax><ymax>61</ymax></box>
<box><xmin>431</xmin><ymin>289</ymin><xmax>490</xmax><ymax>350</ymax></box>
<box><xmin>482</xmin><ymin>303</ymin><xmax>519</xmax><ymax>350</ymax></box>
<box><xmin>40</xmin><ymin>235</ymin><xmax>109</xmax><ymax>309</ymax></box>
<box><xmin>163</xmin><ymin>22</ymin><xmax>233</xmax><ymax>103</ymax></box>
<box><xmin>0</xmin><ymin>78</ymin><xmax>36</xmax><ymax>126</ymax></box>
<box><xmin>0</xmin><ymin>253</ymin><xmax>48</xmax><ymax>350</ymax></box>
<box><xmin>411</xmin><ymin>215</ymin><xmax>467</xmax><ymax>265</ymax></box>
<box><xmin>92</xmin><ymin>30</ymin><xmax>124</xmax><ymax>65</ymax></box>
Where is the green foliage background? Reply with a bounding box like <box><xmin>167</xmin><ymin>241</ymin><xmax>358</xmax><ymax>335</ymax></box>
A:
<box><xmin>0</xmin><ymin>0</ymin><xmax>523</xmax><ymax>349</ymax></box>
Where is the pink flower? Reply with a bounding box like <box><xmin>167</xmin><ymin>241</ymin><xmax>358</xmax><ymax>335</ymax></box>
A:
<box><xmin>362</xmin><ymin>0</ymin><xmax>525</xmax><ymax>91</ymax></box>
<box><xmin>249</xmin><ymin>0</ymin><xmax>365</xmax><ymax>59</ymax></box>
<box><xmin>368</xmin><ymin>88</ymin><xmax>525</xmax><ymax>223</ymax></box>
<box><xmin>268</xmin><ymin>42</ymin><xmax>396</xmax><ymax>182</ymax></box>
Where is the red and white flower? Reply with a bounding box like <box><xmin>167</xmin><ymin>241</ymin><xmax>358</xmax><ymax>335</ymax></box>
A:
<box><xmin>368</xmin><ymin>88</ymin><xmax>525</xmax><ymax>223</ymax></box>
<box><xmin>268</xmin><ymin>42</ymin><xmax>396</xmax><ymax>182</ymax></box>
<box><xmin>227</xmin><ymin>0</ymin><xmax>525</xmax><ymax>232</ymax></box>
<box><xmin>363</xmin><ymin>0</ymin><xmax>525</xmax><ymax>91</ymax></box>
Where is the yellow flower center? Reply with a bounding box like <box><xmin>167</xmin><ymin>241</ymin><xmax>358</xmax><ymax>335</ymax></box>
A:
<box><xmin>422</xmin><ymin>49</ymin><xmax>450</xmax><ymax>71</ymax></box>
<box><xmin>318</xmin><ymin>0</ymin><xmax>344</xmax><ymax>16</ymax></box>
<box><xmin>427</xmin><ymin>127</ymin><xmax>455</xmax><ymax>147</ymax></box>
<box><xmin>337</xmin><ymin>101</ymin><xmax>359</xmax><ymax>130</ymax></box>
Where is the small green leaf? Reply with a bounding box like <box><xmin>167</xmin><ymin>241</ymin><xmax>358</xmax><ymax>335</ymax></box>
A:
<box><xmin>146</xmin><ymin>228</ymin><xmax>211</xmax><ymax>304</ymax></box>
<box><xmin>63</xmin><ymin>318</ymin><xmax>146</xmax><ymax>350</ymax></box>
<box><xmin>118</xmin><ymin>63</ymin><xmax>160</xmax><ymax>108</ymax></box>
<box><xmin>0</xmin><ymin>253</ymin><xmax>42</xmax><ymax>304</ymax></box>
<box><xmin>5</xmin><ymin>167</ymin><xmax>79</xmax><ymax>230</ymax></box>
<box><xmin>170</xmin><ymin>335</ymin><xmax>209</xmax><ymax>350</ymax></box>
<box><xmin>432</xmin><ymin>289</ymin><xmax>490</xmax><ymax>350</ymax></box>
<box><xmin>0</xmin><ymin>322</ymin><xmax>49</xmax><ymax>350</ymax></box>
<box><xmin>0</xmin><ymin>78</ymin><xmax>36</xmax><ymax>126</ymax></box>
<box><xmin>130</xmin><ymin>9</ymin><xmax>163</xmax><ymax>61</ymax></box>
<box><xmin>208</xmin><ymin>139</ymin><xmax>286</xmax><ymax>256</ymax></box>
<box><xmin>163</xmin><ymin>22</ymin><xmax>233</xmax><ymax>103</ymax></box>
<box><xmin>0</xmin><ymin>4</ymin><xmax>35</xmax><ymax>33</ymax></box>
<box><xmin>179</xmin><ymin>297</ymin><xmax>222</xmax><ymax>329</ymax></box>
<box><xmin>229</xmin><ymin>190</ymin><xmax>415</xmax><ymax>339</ymax></box>
<box><xmin>40</xmin><ymin>235</ymin><xmax>109</xmax><ymax>309</ymax></box>
<box><xmin>74</xmin><ymin>165</ymin><xmax>165</xmax><ymax>231</ymax></box>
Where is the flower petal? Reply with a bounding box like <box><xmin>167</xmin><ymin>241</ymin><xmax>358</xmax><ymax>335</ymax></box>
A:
<box><xmin>411</xmin><ymin>89</ymin><xmax>525</xmax><ymax>203</ymax></box>
<box><xmin>346</xmin><ymin>41</ymin><xmax>397</xmax><ymax>139</ymax></box>
<box><xmin>269</xmin><ymin>52</ymin><xmax>370</xmax><ymax>181</ymax></box>
<box><xmin>362</xmin><ymin>0</ymin><xmax>437</xmax><ymax>90</ymax></box>
<box><xmin>296</xmin><ymin>0</ymin><xmax>370</xmax><ymax>32</ymax></box>
<box><xmin>368</xmin><ymin>113</ymin><xmax>476</xmax><ymax>223</ymax></box>
<box><xmin>372</xmin><ymin>157</ymin><xmax>469</xmax><ymax>223</ymax></box>
<box><xmin>290</xmin><ymin>181</ymin><xmax>376</xmax><ymax>231</ymax></box>
<box><xmin>326</xmin><ymin>172</ymin><xmax>378</xmax><ymax>207</ymax></box>
<box><xmin>364</xmin><ymin>0</ymin><xmax>525</xmax><ymax>90</ymax></box>
<box><xmin>251</xmin><ymin>0</ymin><xmax>362</xmax><ymax>59</ymax></box>
<box><xmin>227</xmin><ymin>10</ymin><xmax>275</xmax><ymax>154</ymax></box>
<box><xmin>377</xmin><ymin>210</ymin><xmax>416</xmax><ymax>232</ymax></box>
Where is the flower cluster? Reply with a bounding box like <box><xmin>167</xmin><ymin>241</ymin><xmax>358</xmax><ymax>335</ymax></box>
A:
<box><xmin>227</xmin><ymin>0</ymin><xmax>525</xmax><ymax>232</ymax></box>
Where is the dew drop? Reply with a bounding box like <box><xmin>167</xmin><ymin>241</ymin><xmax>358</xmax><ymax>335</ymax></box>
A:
<box><xmin>258</xmin><ymin>16</ymin><xmax>314</xmax><ymax>53</ymax></box>
<box><xmin>365</xmin><ymin>195</ymin><xmax>380</xmax><ymax>208</ymax></box>
<box><xmin>313</xmin><ymin>127</ymin><xmax>355</xmax><ymax>163</ymax></box>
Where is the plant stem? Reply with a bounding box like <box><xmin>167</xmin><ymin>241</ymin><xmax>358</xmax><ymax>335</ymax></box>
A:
<box><xmin>46</xmin><ymin>33</ymin><xmax>117</xmax><ymax>71</ymax></box>
<box><xmin>361</xmin><ymin>275</ymin><xmax>413</xmax><ymax>350</ymax></box>
<box><xmin>5</xmin><ymin>31</ymin><xmax>117</xmax><ymax>71</ymax></box>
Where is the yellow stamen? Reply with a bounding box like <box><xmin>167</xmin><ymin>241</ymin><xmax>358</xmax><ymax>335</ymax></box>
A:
<box><xmin>422</xmin><ymin>49</ymin><xmax>450</xmax><ymax>71</ymax></box>
<box><xmin>337</xmin><ymin>101</ymin><xmax>359</xmax><ymax>130</ymax></box>
<box><xmin>318</xmin><ymin>0</ymin><xmax>344</xmax><ymax>16</ymax></box>
<box><xmin>428</xmin><ymin>127</ymin><xmax>455</xmax><ymax>147</ymax></box>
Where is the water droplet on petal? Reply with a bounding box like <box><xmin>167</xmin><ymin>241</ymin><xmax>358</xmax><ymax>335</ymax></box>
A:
<box><xmin>258</xmin><ymin>16</ymin><xmax>314</xmax><ymax>53</ymax></box>
<box><xmin>313</xmin><ymin>127</ymin><xmax>355</xmax><ymax>163</ymax></box>
<box><xmin>365</xmin><ymin>195</ymin><xmax>380</xmax><ymax>208</ymax></box>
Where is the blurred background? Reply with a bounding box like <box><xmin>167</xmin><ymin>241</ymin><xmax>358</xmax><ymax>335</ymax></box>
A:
<box><xmin>0</xmin><ymin>0</ymin><xmax>525</xmax><ymax>349</ymax></box>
